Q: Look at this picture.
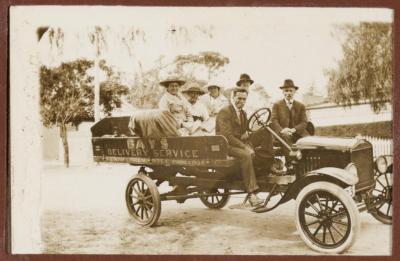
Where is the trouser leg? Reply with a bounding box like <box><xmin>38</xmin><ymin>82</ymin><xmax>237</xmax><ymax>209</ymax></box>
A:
<box><xmin>228</xmin><ymin>146</ymin><xmax>259</xmax><ymax>193</ymax></box>
<box><xmin>280</xmin><ymin>134</ymin><xmax>293</xmax><ymax>159</ymax></box>
<box><xmin>279</xmin><ymin>133</ymin><xmax>303</xmax><ymax>165</ymax></box>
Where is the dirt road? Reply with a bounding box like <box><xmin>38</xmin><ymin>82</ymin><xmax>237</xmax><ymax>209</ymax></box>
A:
<box><xmin>41</xmin><ymin>164</ymin><xmax>392</xmax><ymax>255</ymax></box>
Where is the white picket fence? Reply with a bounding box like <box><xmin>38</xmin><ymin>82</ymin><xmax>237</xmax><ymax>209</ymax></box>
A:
<box><xmin>357</xmin><ymin>135</ymin><xmax>393</xmax><ymax>158</ymax></box>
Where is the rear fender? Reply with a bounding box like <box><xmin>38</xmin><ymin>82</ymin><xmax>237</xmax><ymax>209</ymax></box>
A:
<box><xmin>281</xmin><ymin>167</ymin><xmax>358</xmax><ymax>203</ymax></box>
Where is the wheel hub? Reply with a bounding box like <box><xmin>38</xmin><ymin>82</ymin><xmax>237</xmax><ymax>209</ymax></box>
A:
<box><xmin>136</xmin><ymin>192</ymin><xmax>146</xmax><ymax>204</ymax></box>
<box><xmin>318</xmin><ymin>210</ymin><xmax>332</xmax><ymax>227</ymax></box>
<box><xmin>385</xmin><ymin>187</ymin><xmax>392</xmax><ymax>201</ymax></box>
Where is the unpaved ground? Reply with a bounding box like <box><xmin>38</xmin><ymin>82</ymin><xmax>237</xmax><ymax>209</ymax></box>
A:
<box><xmin>41</xmin><ymin>163</ymin><xmax>392</xmax><ymax>255</ymax></box>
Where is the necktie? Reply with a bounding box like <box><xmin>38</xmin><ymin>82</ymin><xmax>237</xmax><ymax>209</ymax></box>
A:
<box><xmin>287</xmin><ymin>101</ymin><xmax>293</xmax><ymax>110</ymax></box>
<box><xmin>239</xmin><ymin>109</ymin><xmax>245</xmax><ymax>127</ymax></box>
<box><xmin>237</xmin><ymin>109</ymin><xmax>242</xmax><ymax>124</ymax></box>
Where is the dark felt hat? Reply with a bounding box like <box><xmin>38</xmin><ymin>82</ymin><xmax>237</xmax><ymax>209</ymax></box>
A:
<box><xmin>236</xmin><ymin>73</ymin><xmax>254</xmax><ymax>86</ymax></box>
<box><xmin>279</xmin><ymin>79</ymin><xmax>299</xmax><ymax>90</ymax></box>
<box><xmin>159</xmin><ymin>76</ymin><xmax>185</xmax><ymax>87</ymax></box>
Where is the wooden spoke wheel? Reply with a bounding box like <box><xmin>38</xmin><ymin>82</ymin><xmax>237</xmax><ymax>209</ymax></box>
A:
<box><xmin>248</xmin><ymin>107</ymin><xmax>271</xmax><ymax>132</ymax></box>
<box><xmin>199</xmin><ymin>188</ymin><xmax>230</xmax><ymax>209</ymax></box>
<box><xmin>295</xmin><ymin>182</ymin><xmax>360</xmax><ymax>254</ymax></box>
<box><xmin>371</xmin><ymin>170</ymin><xmax>393</xmax><ymax>224</ymax></box>
<box><xmin>125</xmin><ymin>174</ymin><xmax>161</xmax><ymax>227</ymax></box>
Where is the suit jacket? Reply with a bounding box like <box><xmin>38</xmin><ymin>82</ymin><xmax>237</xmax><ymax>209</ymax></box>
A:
<box><xmin>271</xmin><ymin>99</ymin><xmax>309</xmax><ymax>137</ymax></box>
<box><xmin>216</xmin><ymin>104</ymin><xmax>248</xmax><ymax>149</ymax></box>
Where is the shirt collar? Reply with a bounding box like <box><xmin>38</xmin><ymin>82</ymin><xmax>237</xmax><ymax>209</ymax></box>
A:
<box><xmin>285</xmin><ymin>98</ymin><xmax>294</xmax><ymax>105</ymax></box>
<box><xmin>232</xmin><ymin>102</ymin><xmax>243</xmax><ymax>113</ymax></box>
<box><xmin>166</xmin><ymin>91</ymin><xmax>184</xmax><ymax>100</ymax></box>
<box><xmin>209</xmin><ymin>93</ymin><xmax>220</xmax><ymax>100</ymax></box>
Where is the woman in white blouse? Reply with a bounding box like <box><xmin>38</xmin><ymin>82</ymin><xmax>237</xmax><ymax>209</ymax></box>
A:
<box><xmin>199</xmin><ymin>82</ymin><xmax>228</xmax><ymax>117</ymax></box>
<box><xmin>158</xmin><ymin>76</ymin><xmax>191</xmax><ymax>123</ymax></box>
<box><xmin>159</xmin><ymin>76</ymin><xmax>198</xmax><ymax>135</ymax></box>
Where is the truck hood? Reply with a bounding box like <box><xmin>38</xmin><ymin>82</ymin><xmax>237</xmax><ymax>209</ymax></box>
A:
<box><xmin>296</xmin><ymin>136</ymin><xmax>371</xmax><ymax>151</ymax></box>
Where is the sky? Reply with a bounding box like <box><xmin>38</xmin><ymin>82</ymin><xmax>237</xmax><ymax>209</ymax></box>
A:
<box><xmin>26</xmin><ymin>6</ymin><xmax>394</xmax><ymax>101</ymax></box>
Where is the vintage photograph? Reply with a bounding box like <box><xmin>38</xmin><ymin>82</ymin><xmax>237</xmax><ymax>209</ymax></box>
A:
<box><xmin>10</xmin><ymin>6</ymin><xmax>393</xmax><ymax>255</ymax></box>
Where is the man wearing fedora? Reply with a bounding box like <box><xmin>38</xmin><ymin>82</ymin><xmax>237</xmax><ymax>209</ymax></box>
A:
<box><xmin>236</xmin><ymin>73</ymin><xmax>260</xmax><ymax>115</ymax></box>
<box><xmin>271</xmin><ymin>79</ymin><xmax>309</xmax><ymax>148</ymax></box>
<box><xmin>223</xmin><ymin>73</ymin><xmax>254</xmax><ymax>99</ymax></box>
<box><xmin>236</xmin><ymin>73</ymin><xmax>254</xmax><ymax>90</ymax></box>
<box><xmin>200</xmin><ymin>82</ymin><xmax>228</xmax><ymax>117</ymax></box>
<box><xmin>234</xmin><ymin>73</ymin><xmax>275</xmax><ymax>161</ymax></box>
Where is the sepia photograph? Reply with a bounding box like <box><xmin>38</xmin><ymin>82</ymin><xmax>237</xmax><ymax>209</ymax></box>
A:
<box><xmin>9</xmin><ymin>5</ymin><xmax>394</xmax><ymax>256</ymax></box>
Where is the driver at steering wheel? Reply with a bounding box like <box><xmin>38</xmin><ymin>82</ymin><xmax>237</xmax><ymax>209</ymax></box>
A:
<box><xmin>216</xmin><ymin>88</ymin><xmax>274</xmax><ymax>207</ymax></box>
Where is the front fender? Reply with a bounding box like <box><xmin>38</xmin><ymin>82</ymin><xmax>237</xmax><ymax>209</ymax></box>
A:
<box><xmin>308</xmin><ymin>167</ymin><xmax>359</xmax><ymax>186</ymax></box>
<box><xmin>281</xmin><ymin>167</ymin><xmax>358</xmax><ymax>203</ymax></box>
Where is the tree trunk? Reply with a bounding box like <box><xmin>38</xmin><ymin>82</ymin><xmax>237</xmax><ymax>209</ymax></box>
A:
<box><xmin>60</xmin><ymin>123</ymin><xmax>69</xmax><ymax>167</ymax></box>
<box><xmin>94</xmin><ymin>58</ymin><xmax>101</xmax><ymax>121</ymax></box>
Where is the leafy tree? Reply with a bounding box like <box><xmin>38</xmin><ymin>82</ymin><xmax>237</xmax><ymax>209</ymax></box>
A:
<box><xmin>99</xmin><ymin>60</ymin><xmax>129</xmax><ymax>115</ymax></box>
<box><xmin>129</xmin><ymin>52</ymin><xmax>229</xmax><ymax>109</ymax></box>
<box><xmin>326</xmin><ymin>22</ymin><xmax>393</xmax><ymax>112</ymax></box>
<box><xmin>40</xmin><ymin>59</ymin><xmax>129</xmax><ymax>167</ymax></box>
<box><xmin>130</xmin><ymin>66</ymin><xmax>164</xmax><ymax>109</ymax></box>
<box><xmin>40</xmin><ymin>59</ymin><xmax>94</xmax><ymax>167</ymax></box>
<box><xmin>174</xmin><ymin>51</ymin><xmax>230</xmax><ymax>80</ymax></box>
<box><xmin>252</xmin><ymin>83</ymin><xmax>271</xmax><ymax>101</ymax></box>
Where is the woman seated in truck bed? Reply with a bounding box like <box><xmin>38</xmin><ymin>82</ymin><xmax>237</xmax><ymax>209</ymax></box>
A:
<box><xmin>181</xmin><ymin>83</ymin><xmax>215</xmax><ymax>136</ymax></box>
<box><xmin>158</xmin><ymin>76</ymin><xmax>213</xmax><ymax>136</ymax></box>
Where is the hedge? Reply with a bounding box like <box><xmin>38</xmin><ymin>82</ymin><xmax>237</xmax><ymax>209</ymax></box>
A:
<box><xmin>314</xmin><ymin>121</ymin><xmax>392</xmax><ymax>139</ymax></box>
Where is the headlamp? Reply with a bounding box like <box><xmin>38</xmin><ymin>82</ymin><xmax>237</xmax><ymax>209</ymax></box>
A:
<box><xmin>296</xmin><ymin>150</ymin><xmax>302</xmax><ymax>160</ymax></box>
<box><xmin>345</xmin><ymin>163</ymin><xmax>358</xmax><ymax>176</ymax></box>
<box><xmin>375</xmin><ymin>156</ymin><xmax>388</xmax><ymax>174</ymax></box>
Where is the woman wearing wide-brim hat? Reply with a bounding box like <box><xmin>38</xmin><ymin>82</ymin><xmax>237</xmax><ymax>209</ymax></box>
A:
<box><xmin>200</xmin><ymin>82</ymin><xmax>228</xmax><ymax>116</ymax></box>
<box><xmin>182</xmin><ymin>84</ymin><xmax>206</xmax><ymax>96</ymax></box>
<box><xmin>158</xmin><ymin>76</ymin><xmax>191</xmax><ymax>127</ymax></box>
<box><xmin>159</xmin><ymin>76</ymin><xmax>186</xmax><ymax>88</ymax></box>
<box><xmin>182</xmin><ymin>83</ymin><xmax>209</xmax><ymax>125</ymax></box>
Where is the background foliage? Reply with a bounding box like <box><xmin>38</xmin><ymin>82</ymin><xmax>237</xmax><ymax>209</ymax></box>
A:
<box><xmin>130</xmin><ymin>51</ymin><xmax>230</xmax><ymax>109</ymax></box>
<box><xmin>326</xmin><ymin>22</ymin><xmax>392</xmax><ymax>113</ymax></box>
<box><xmin>40</xmin><ymin>59</ymin><xmax>129</xmax><ymax>166</ymax></box>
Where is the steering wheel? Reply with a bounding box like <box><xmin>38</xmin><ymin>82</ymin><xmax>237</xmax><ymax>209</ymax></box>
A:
<box><xmin>248</xmin><ymin>107</ymin><xmax>272</xmax><ymax>132</ymax></box>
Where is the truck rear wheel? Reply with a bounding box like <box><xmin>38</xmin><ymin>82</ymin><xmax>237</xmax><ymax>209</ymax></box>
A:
<box><xmin>125</xmin><ymin>174</ymin><xmax>161</xmax><ymax>227</ymax></box>
<box><xmin>199</xmin><ymin>188</ymin><xmax>230</xmax><ymax>209</ymax></box>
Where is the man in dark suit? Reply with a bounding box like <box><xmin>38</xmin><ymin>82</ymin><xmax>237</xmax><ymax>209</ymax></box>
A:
<box><xmin>271</xmin><ymin>79</ymin><xmax>309</xmax><ymax>150</ymax></box>
<box><xmin>216</xmin><ymin>88</ymin><xmax>273</xmax><ymax>207</ymax></box>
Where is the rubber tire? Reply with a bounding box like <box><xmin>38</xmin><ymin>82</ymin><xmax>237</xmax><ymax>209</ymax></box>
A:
<box><xmin>199</xmin><ymin>189</ymin><xmax>230</xmax><ymax>209</ymax></box>
<box><xmin>295</xmin><ymin>181</ymin><xmax>360</xmax><ymax>254</ymax></box>
<box><xmin>370</xmin><ymin>171</ymin><xmax>392</xmax><ymax>225</ymax></box>
<box><xmin>371</xmin><ymin>210</ymin><xmax>392</xmax><ymax>225</ymax></box>
<box><xmin>125</xmin><ymin>174</ymin><xmax>161</xmax><ymax>227</ymax></box>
